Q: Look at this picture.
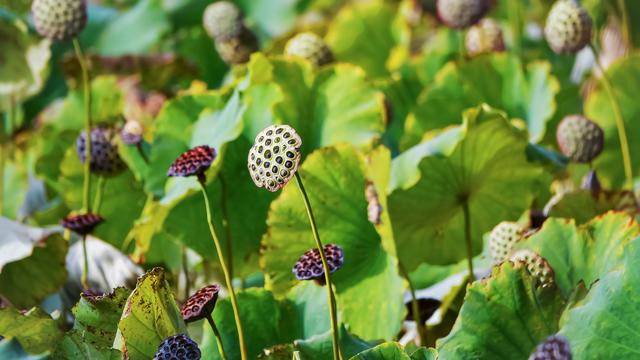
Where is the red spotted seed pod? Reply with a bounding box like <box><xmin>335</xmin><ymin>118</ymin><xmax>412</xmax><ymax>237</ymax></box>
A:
<box><xmin>292</xmin><ymin>244</ymin><xmax>344</xmax><ymax>285</ymax></box>
<box><xmin>61</xmin><ymin>213</ymin><xmax>104</xmax><ymax>235</ymax></box>
<box><xmin>181</xmin><ymin>284</ymin><xmax>221</xmax><ymax>323</ymax></box>
<box><xmin>167</xmin><ymin>145</ymin><xmax>216</xmax><ymax>181</ymax></box>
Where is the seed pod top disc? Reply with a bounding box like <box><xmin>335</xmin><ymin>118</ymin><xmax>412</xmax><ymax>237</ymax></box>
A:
<box><xmin>203</xmin><ymin>1</ymin><xmax>244</xmax><ymax>41</ymax></box>
<box><xmin>556</xmin><ymin>115</ymin><xmax>604</xmax><ymax>163</ymax></box>
<box><xmin>436</xmin><ymin>0</ymin><xmax>490</xmax><ymax>29</ymax></box>
<box><xmin>248</xmin><ymin>125</ymin><xmax>302</xmax><ymax>192</ymax></box>
<box><xmin>528</xmin><ymin>335</ymin><xmax>572</xmax><ymax>360</ymax></box>
<box><xmin>544</xmin><ymin>0</ymin><xmax>592</xmax><ymax>54</ymax></box>
<box><xmin>32</xmin><ymin>0</ymin><xmax>87</xmax><ymax>41</ymax></box>
<box><xmin>285</xmin><ymin>32</ymin><xmax>334</xmax><ymax>67</ymax></box>
<box><xmin>153</xmin><ymin>333</ymin><xmax>201</xmax><ymax>360</ymax></box>
<box><xmin>292</xmin><ymin>244</ymin><xmax>345</xmax><ymax>284</ymax></box>
<box><xmin>510</xmin><ymin>249</ymin><xmax>555</xmax><ymax>289</ymax></box>
<box><xmin>167</xmin><ymin>145</ymin><xmax>216</xmax><ymax>178</ymax></box>
<box><xmin>61</xmin><ymin>213</ymin><xmax>104</xmax><ymax>235</ymax></box>
<box><xmin>181</xmin><ymin>284</ymin><xmax>220</xmax><ymax>323</ymax></box>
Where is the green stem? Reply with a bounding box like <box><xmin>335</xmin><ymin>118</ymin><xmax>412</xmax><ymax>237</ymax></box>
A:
<box><xmin>219</xmin><ymin>175</ymin><xmax>234</xmax><ymax>280</ymax></box>
<box><xmin>462</xmin><ymin>201</ymin><xmax>475</xmax><ymax>283</ymax></box>
<box><xmin>294</xmin><ymin>172</ymin><xmax>342</xmax><ymax>360</ymax></box>
<box><xmin>199</xmin><ymin>179</ymin><xmax>248</xmax><ymax>360</ymax></box>
<box><xmin>590</xmin><ymin>43</ymin><xmax>633</xmax><ymax>187</ymax></box>
<box><xmin>182</xmin><ymin>245</ymin><xmax>190</xmax><ymax>301</ymax></box>
<box><xmin>206</xmin><ymin>314</ymin><xmax>228</xmax><ymax>360</ymax></box>
<box><xmin>617</xmin><ymin>0</ymin><xmax>630</xmax><ymax>46</ymax></box>
<box><xmin>81</xmin><ymin>234</ymin><xmax>89</xmax><ymax>290</ymax></box>
<box><xmin>0</xmin><ymin>143</ymin><xmax>4</xmax><ymax>217</ymax></box>
<box><xmin>399</xmin><ymin>262</ymin><xmax>426</xmax><ymax>346</ymax></box>
<box><xmin>73</xmin><ymin>39</ymin><xmax>92</xmax><ymax>213</ymax></box>
<box><xmin>508</xmin><ymin>0</ymin><xmax>522</xmax><ymax>55</ymax></box>
<box><xmin>92</xmin><ymin>177</ymin><xmax>106</xmax><ymax>213</ymax></box>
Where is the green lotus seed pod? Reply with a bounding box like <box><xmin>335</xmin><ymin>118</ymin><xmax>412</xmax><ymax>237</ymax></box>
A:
<box><xmin>544</xmin><ymin>0</ymin><xmax>592</xmax><ymax>54</ymax></box>
<box><xmin>285</xmin><ymin>32</ymin><xmax>334</xmax><ymax>67</ymax></box>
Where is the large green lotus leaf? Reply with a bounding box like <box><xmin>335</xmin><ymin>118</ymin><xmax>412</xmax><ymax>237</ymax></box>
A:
<box><xmin>55</xmin><ymin>288</ymin><xmax>129</xmax><ymax>359</ymax></box>
<box><xmin>0</xmin><ymin>338</ymin><xmax>48</xmax><ymax>360</ymax></box>
<box><xmin>1</xmin><ymin>150</ymin><xmax>29</xmax><ymax>219</ymax></box>
<box><xmin>58</xmin><ymin>146</ymin><xmax>147</xmax><ymax>248</ymax></box>
<box><xmin>388</xmin><ymin>106</ymin><xmax>542</xmax><ymax>269</ymax></box>
<box><xmin>545</xmin><ymin>189</ymin><xmax>638</xmax><ymax>224</ymax></box>
<box><xmin>514</xmin><ymin>212</ymin><xmax>640</xmax><ymax>296</ymax></box>
<box><xmin>285</xmin><ymin>282</ymin><xmax>330</xmax><ymax>338</ymax></box>
<box><xmin>436</xmin><ymin>264</ymin><xmax>565</xmax><ymax>359</ymax></box>
<box><xmin>403</xmin><ymin>54</ymin><xmax>559</xmax><ymax>149</ymax></box>
<box><xmin>246</xmin><ymin>54</ymin><xmax>386</xmax><ymax>154</ymax></box>
<box><xmin>200</xmin><ymin>289</ymin><xmax>300</xmax><ymax>360</ymax></box>
<box><xmin>0</xmin><ymin>18</ymin><xmax>50</xmax><ymax>112</ymax></box>
<box><xmin>0</xmin><ymin>227</ymin><xmax>67</xmax><ymax>308</ymax></box>
<box><xmin>145</xmin><ymin>91</ymin><xmax>226</xmax><ymax>196</ymax></box>
<box><xmin>350</xmin><ymin>342</ymin><xmax>437</xmax><ymax>360</ymax></box>
<box><xmin>325</xmin><ymin>1</ymin><xmax>400</xmax><ymax>78</ymax></box>
<box><xmin>558</xmin><ymin>237</ymin><xmax>640</xmax><ymax>358</ymax></box>
<box><xmin>95</xmin><ymin>0</ymin><xmax>171</xmax><ymax>56</ymax></box>
<box><xmin>262</xmin><ymin>144</ymin><xmax>405</xmax><ymax>340</ymax></box>
<box><xmin>113</xmin><ymin>268</ymin><xmax>186</xmax><ymax>360</ymax></box>
<box><xmin>585</xmin><ymin>55</ymin><xmax>640</xmax><ymax>188</ymax></box>
<box><xmin>296</xmin><ymin>325</ymin><xmax>375</xmax><ymax>360</ymax></box>
<box><xmin>0</xmin><ymin>307</ymin><xmax>62</xmax><ymax>354</ymax></box>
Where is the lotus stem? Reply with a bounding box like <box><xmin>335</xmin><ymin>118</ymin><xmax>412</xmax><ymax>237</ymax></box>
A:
<box><xmin>219</xmin><ymin>175</ymin><xmax>234</xmax><ymax>280</ymax></box>
<box><xmin>72</xmin><ymin>39</ymin><xmax>93</xmax><ymax>213</ymax></box>
<box><xmin>462</xmin><ymin>200</ymin><xmax>475</xmax><ymax>283</ymax></box>
<box><xmin>92</xmin><ymin>177</ymin><xmax>106</xmax><ymax>213</ymax></box>
<box><xmin>206</xmin><ymin>313</ymin><xmax>228</xmax><ymax>360</ymax></box>
<box><xmin>198</xmin><ymin>179</ymin><xmax>248</xmax><ymax>360</ymax></box>
<box><xmin>590</xmin><ymin>43</ymin><xmax>633</xmax><ymax>187</ymax></box>
<box><xmin>399</xmin><ymin>262</ymin><xmax>427</xmax><ymax>346</ymax></box>
<box><xmin>294</xmin><ymin>172</ymin><xmax>342</xmax><ymax>360</ymax></box>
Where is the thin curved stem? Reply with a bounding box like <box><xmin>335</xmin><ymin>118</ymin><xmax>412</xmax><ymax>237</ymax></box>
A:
<box><xmin>590</xmin><ymin>43</ymin><xmax>633</xmax><ymax>187</ymax></box>
<box><xmin>206</xmin><ymin>314</ymin><xmax>228</xmax><ymax>360</ymax></box>
<box><xmin>399</xmin><ymin>262</ymin><xmax>427</xmax><ymax>346</ymax></box>
<box><xmin>462</xmin><ymin>201</ymin><xmax>475</xmax><ymax>283</ymax></box>
<box><xmin>73</xmin><ymin>39</ymin><xmax>92</xmax><ymax>213</ymax></box>
<box><xmin>199</xmin><ymin>180</ymin><xmax>247</xmax><ymax>360</ymax></box>
<box><xmin>81</xmin><ymin>234</ymin><xmax>89</xmax><ymax>290</ymax></box>
<box><xmin>136</xmin><ymin>142</ymin><xmax>149</xmax><ymax>164</ymax></box>
<box><xmin>92</xmin><ymin>177</ymin><xmax>106</xmax><ymax>213</ymax></box>
<box><xmin>294</xmin><ymin>172</ymin><xmax>342</xmax><ymax>360</ymax></box>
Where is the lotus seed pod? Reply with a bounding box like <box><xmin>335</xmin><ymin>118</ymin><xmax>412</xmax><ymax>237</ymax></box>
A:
<box><xmin>181</xmin><ymin>284</ymin><xmax>220</xmax><ymax>323</ymax></box>
<box><xmin>61</xmin><ymin>213</ymin><xmax>104</xmax><ymax>235</ymax></box>
<box><xmin>203</xmin><ymin>1</ymin><xmax>244</xmax><ymax>41</ymax></box>
<box><xmin>32</xmin><ymin>0</ymin><xmax>87</xmax><ymax>41</ymax></box>
<box><xmin>214</xmin><ymin>27</ymin><xmax>259</xmax><ymax>65</ymax></box>
<box><xmin>465</xmin><ymin>18</ymin><xmax>505</xmax><ymax>57</ymax></box>
<box><xmin>121</xmin><ymin>120</ymin><xmax>143</xmax><ymax>145</ymax></box>
<box><xmin>153</xmin><ymin>334</ymin><xmax>201</xmax><ymax>360</ymax></box>
<box><xmin>436</xmin><ymin>0</ymin><xmax>490</xmax><ymax>29</ymax></box>
<box><xmin>544</xmin><ymin>0</ymin><xmax>592</xmax><ymax>54</ymax></box>
<box><xmin>167</xmin><ymin>145</ymin><xmax>216</xmax><ymax>180</ymax></box>
<box><xmin>285</xmin><ymin>32</ymin><xmax>334</xmax><ymax>67</ymax></box>
<box><xmin>292</xmin><ymin>244</ymin><xmax>344</xmax><ymax>285</ymax></box>
<box><xmin>510</xmin><ymin>249</ymin><xmax>555</xmax><ymax>288</ymax></box>
<box><xmin>489</xmin><ymin>221</ymin><xmax>525</xmax><ymax>264</ymax></box>
<box><xmin>556</xmin><ymin>115</ymin><xmax>604</xmax><ymax>163</ymax></box>
<box><xmin>529</xmin><ymin>335</ymin><xmax>572</xmax><ymax>360</ymax></box>
<box><xmin>248</xmin><ymin>125</ymin><xmax>302</xmax><ymax>192</ymax></box>
<box><xmin>76</xmin><ymin>127</ymin><xmax>126</xmax><ymax>177</ymax></box>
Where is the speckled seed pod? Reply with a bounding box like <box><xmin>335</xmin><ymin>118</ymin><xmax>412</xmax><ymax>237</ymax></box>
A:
<box><xmin>167</xmin><ymin>145</ymin><xmax>216</xmax><ymax>180</ymax></box>
<box><xmin>181</xmin><ymin>285</ymin><xmax>220</xmax><ymax>323</ymax></box>
<box><xmin>544</xmin><ymin>0</ymin><xmax>592</xmax><ymax>54</ymax></box>
<box><xmin>292</xmin><ymin>244</ymin><xmax>344</xmax><ymax>285</ymax></box>
<box><xmin>465</xmin><ymin>18</ymin><xmax>505</xmax><ymax>57</ymax></box>
<box><xmin>285</xmin><ymin>32</ymin><xmax>334</xmax><ymax>67</ymax></box>
<box><xmin>32</xmin><ymin>0</ymin><xmax>87</xmax><ymax>41</ymax></box>
<box><xmin>510</xmin><ymin>249</ymin><xmax>555</xmax><ymax>289</ymax></box>
<box><xmin>528</xmin><ymin>335</ymin><xmax>572</xmax><ymax>360</ymax></box>
<box><xmin>76</xmin><ymin>127</ymin><xmax>126</xmax><ymax>177</ymax></box>
<box><xmin>248</xmin><ymin>125</ymin><xmax>302</xmax><ymax>192</ymax></box>
<box><xmin>120</xmin><ymin>120</ymin><xmax>143</xmax><ymax>145</ymax></box>
<box><xmin>214</xmin><ymin>27</ymin><xmax>259</xmax><ymax>65</ymax></box>
<box><xmin>202</xmin><ymin>1</ymin><xmax>244</xmax><ymax>41</ymax></box>
<box><xmin>153</xmin><ymin>334</ymin><xmax>201</xmax><ymax>360</ymax></box>
<box><xmin>489</xmin><ymin>222</ymin><xmax>525</xmax><ymax>264</ymax></box>
<box><xmin>556</xmin><ymin>115</ymin><xmax>604</xmax><ymax>163</ymax></box>
<box><xmin>61</xmin><ymin>213</ymin><xmax>104</xmax><ymax>235</ymax></box>
<box><xmin>436</xmin><ymin>0</ymin><xmax>490</xmax><ymax>29</ymax></box>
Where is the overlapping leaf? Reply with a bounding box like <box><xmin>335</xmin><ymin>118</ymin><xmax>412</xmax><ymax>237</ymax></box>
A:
<box><xmin>0</xmin><ymin>307</ymin><xmax>62</xmax><ymax>354</ymax></box>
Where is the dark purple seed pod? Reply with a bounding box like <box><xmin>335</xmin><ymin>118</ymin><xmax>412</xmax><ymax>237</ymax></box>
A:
<box><xmin>153</xmin><ymin>333</ymin><xmax>201</xmax><ymax>360</ymax></box>
<box><xmin>76</xmin><ymin>127</ymin><xmax>126</xmax><ymax>176</ymax></box>
<box><xmin>61</xmin><ymin>213</ymin><xmax>104</xmax><ymax>235</ymax></box>
<box><xmin>528</xmin><ymin>335</ymin><xmax>572</xmax><ymax>360</ymax></box>
<box><xmin>292</xmin><ymin>244</ymin><xmax>344</xmax><ymax>285</ymax></box>
<box><xmin>181</xmin><ymin>285</ymin><xmax>220</xmax><ymax>323</ymax></box>
<box><xmin>167</xmin><ymin>145</ymin><xmax>216</xmax><ymax>179</ymax></box>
